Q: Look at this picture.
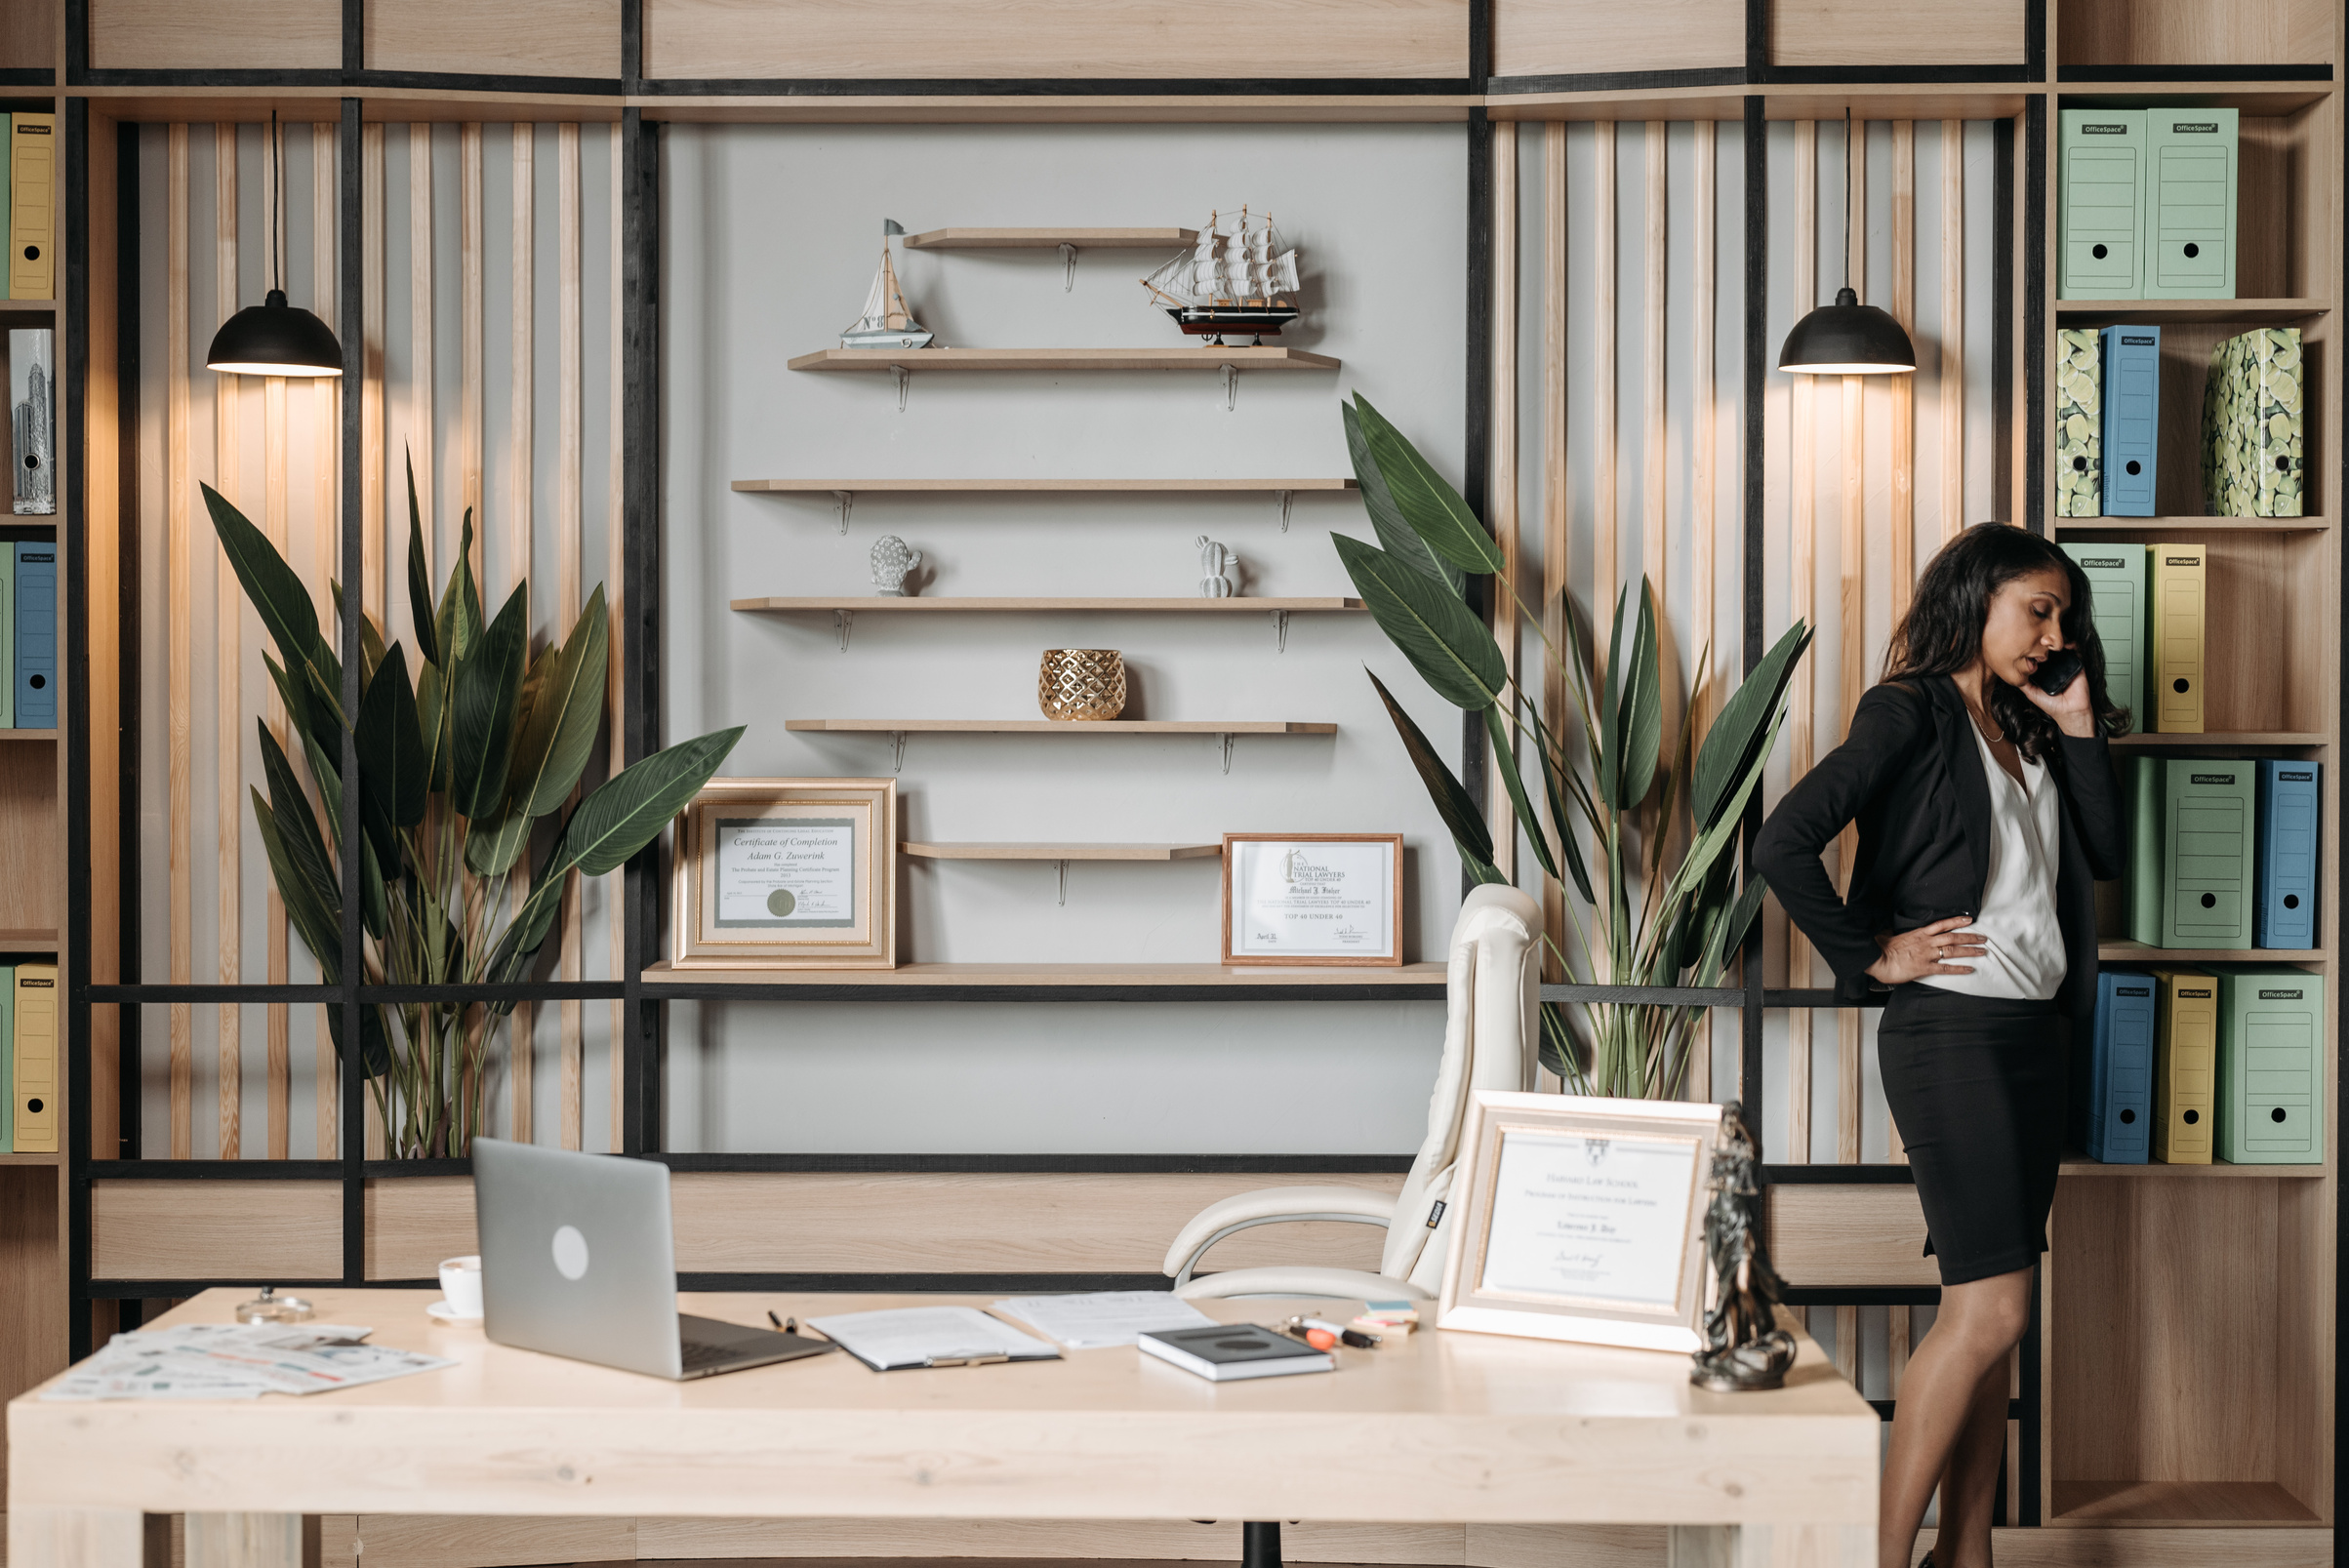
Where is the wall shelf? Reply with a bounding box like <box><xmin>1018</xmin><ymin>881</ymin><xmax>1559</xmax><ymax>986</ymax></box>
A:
<box><xmin>2053</xmin><ymin>297</ymin><xmax>2330</xmax><ymax>323</ymax></box>
<box><xmin>732</xmin><ymin>478</ymin><xmax>1357</xmax><ymax>494</ymax></box>
<box><xmin>788</xmin><ymin>718</ymin><xmax>1334</xmax><ymax>734</ymax></box>
<box><xmin>2054</xmin><ymin>516</ymin><xmax>2330</xmax><ymax>533</ymax></box>
<box><xmin>641</xmin><ymin>960</ymin><xmax>1445</xmax><ymax>997</ymax></box>
<box><xmin>2061</xmin><ymin>1156</ymin><xmax>2328</xmax><ymax>1179</ymax></box>
<box><xmin>2109</xmin><ymin>732</ymin><xmax>2328</xmax><ymax>749</ymax></box>
<box><xmin>735</xmin><ymin>595</ymin><xmax>1362</xmax><ymax>613</ymax></box>
<box><xmin>2048</xmin><ymin>1478</ymin><xmax>2325</xmax><ymax>1527</ymax></box>
<box><xmin>2097</xmin><ymin>941</ymin><xmax>2323</xmax><ymax>964</ymax></box>
<box><xmin>903</xmin><ymin>842</ymin><xmax>1221</xmax><ymax>861</ymax></box>
<box><xmin>905</xmin><ymin>227</ymin><xmax>1196</xmax><ymax>250</ymax></box>
<box><xmin>0</xmin><ymin>730</ymin><xmax>59</xmax><ymax>740</ymax></box>
<box><xmin>787</xmin><ymin>347</ymin><xmax>1341</xmax><ymax>373</ymax></box>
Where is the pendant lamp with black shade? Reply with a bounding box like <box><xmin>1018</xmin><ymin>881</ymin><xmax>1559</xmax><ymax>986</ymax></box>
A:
<box><xmin>1777</xmin><ymin>110</ymin><xmax>1917</xmax><ymax>376</ymax></box>
<box><xmin>207</xmin><ymin>113</ymin><xmax>343</xmax><ymax>378</ymax></box>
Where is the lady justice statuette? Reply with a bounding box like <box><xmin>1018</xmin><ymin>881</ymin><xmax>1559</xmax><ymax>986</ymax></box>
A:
<box><xmin>1689</xmin><ymin>1102</ymin><xmax>1799</xmax><ymax>1392</ymax></box>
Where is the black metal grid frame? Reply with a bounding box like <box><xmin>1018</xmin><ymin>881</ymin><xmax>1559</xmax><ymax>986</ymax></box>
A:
<box><xmin>46</xmin><ymin>14</ymin><xmax>2315</xmax><ymax>1538</ymax></box>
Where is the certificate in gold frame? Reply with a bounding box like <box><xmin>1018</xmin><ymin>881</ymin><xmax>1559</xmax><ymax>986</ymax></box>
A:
<box><xmin>1219</xmin><ymin>832</ymin><xmax>1404</xmax><ymax>967</ymax></box>
<box><xmin>670</xmin><ymin>778</ymin><xmax>897</xmax><ymax>969</ymax></box>
<box><xmin>1436</xmin><ymin>1090</ymin><xmax>1723</xmax><ymax>1353</ymax></box>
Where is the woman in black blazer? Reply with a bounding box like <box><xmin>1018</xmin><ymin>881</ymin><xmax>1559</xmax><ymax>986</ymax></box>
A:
<box><xmin>1756</xmin><ymin>524</ymin><xmax>2126</xmax><ymax>1568</ymax></box>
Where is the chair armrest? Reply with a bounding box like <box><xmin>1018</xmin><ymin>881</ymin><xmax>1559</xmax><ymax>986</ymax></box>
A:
<box><xmin>1173</xmin><ymin>1266</ymin><xmax>1433</xmax><ymax>1303</ymax></box>
<box><xmin>1160</xmin><ymin>1185</ymin><xmax>1395</xmax><ymax>1281</ymax></box>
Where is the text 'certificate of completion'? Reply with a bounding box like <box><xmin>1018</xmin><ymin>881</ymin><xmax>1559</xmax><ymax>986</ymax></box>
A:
<box><xmin>715</xmin><ymin>817</ymin><xmax>856</xmax><ymax>929</ymax></box>
<box><xmin>1230</xmin><ymin>839</ymin><xmax>1397</xmax><ymax>959</ymax></box>
<box><xmin>1477</xmin><ymin>1131</ymin><xmax>1700</xmax><ymax>1310</ymax></box>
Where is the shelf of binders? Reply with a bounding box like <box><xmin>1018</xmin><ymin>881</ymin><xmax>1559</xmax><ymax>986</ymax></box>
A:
<box><xmin>2109</xmin><ymin>732</ymin><xmax>2329</xmax><ymax>750</ymax></box>
<box><xmin>2054</xmin><ymin>516</ymin><xmax>2331</xmax><ymax>533</ymax></box>
<box><xmin>2060</xmin><ymin>1154</ymin><xmax>2328</xmax><ymax>1179</ymax></box>
<box><xmin>2054</xmin><ymin>297</ymin><xmax>2330</xmax><ymax>324</ymax></box>
<box><xmin>2097</xmin><ymin>939</ymin><xmax>2323</xmax><ymax>965</ymax></box>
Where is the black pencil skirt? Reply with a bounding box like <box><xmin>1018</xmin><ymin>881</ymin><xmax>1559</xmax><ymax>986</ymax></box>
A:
<box><xmin>1878</xmin><ymin>984</ymin><xmax>2069</xmax><ymax>1287</ymax></box>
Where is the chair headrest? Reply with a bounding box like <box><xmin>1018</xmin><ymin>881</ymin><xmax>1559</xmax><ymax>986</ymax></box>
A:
<box><xmin>1452</xmin><ymin>882</ymin><xmax>1542</xmax><ymax>944</ymax></box>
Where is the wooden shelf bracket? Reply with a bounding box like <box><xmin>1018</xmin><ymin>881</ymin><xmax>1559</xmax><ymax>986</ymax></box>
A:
<box><xmin>891</xmin><ymin>365</ymin><xmax>911</xmax><ymax>413</ymax></box>
<box><xmin>1223</xmin><ymin>362</ymin><xmax>1238</xmax><ymax>412</ymax></box>
<box><xmin>1272</xmin><ymin>608</ymin><xmax>1290</xmax><ymax>652</ymax></box>
<box><xmin>833</xmin><ymin>489</ymin><xmax>854</xmax><ymax>533</ymax></box>
<box><xmin>835</xmin><ymin>609</ymin><xmax>854</xmax><ymax>652</ymax></box>
<box><xmin>1060</xmin><ymin>241</ymin><xmax>1076</xmax><ymax>292</ymax></box>
<box><xmin>1277</xmin><ymin>489</ymin><xmax>1294</xmax><ymax>532</ymax></box>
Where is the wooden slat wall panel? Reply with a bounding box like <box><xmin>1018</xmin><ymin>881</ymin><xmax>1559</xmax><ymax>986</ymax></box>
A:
<box><xmin>641</xmin><ymin>0</ymin><xmax>1470</xmax><ymax>80</ymax></box>
<box><xmin>1591</xmin><ymin>123</ymin><xmax>1617</xmax><ymax>639</ymax></box>
<box><xmin>357</xmin><ymin>1171</ymin><xmax>1402</xmax><ymax>1280</ymax></box>
<box><xmin>510</xmin><ymin>124</ymin><xmax>537</xmax><ymax>1144</ymax></box>
<box><xmin>312</xmin><ymin>124</ymin><xmax>341</xmax><ymax>1161</ymax></box>
<box><xmin>1488</xmin><ymin>126</ymin><xmax>1519</xmax><ymax>885</ymax></box>
<box><xmin>1538</xmin><ymin>121</ymin><xmax>1566</xmax><ymax>990</ymax></box>
<box><xmin>90</xmin><ymin>0</ymin><xmax>339</xmax><ymax>70</ymax></box>
<box><xmin>1492</xmin><ymin>0</ymin><xmax>1740</xmax><ymax>78</ymax></box>
<box><xmin>1770</xmin><ymin>0</ymin><xmax>2026</xmax><ymax>65</ymax></box>
<box><xmin>1688</xmin><ymin>120</ymin><xmax>1715</xmax><ymax>1104</ymax></box>
<box><xmin>1784</xmin><ymin>119</ymin><xmax>1817</xmax><ymax>1166</ymax></box>
<box><xmin>216</xmin><ymin>122</ymin><xmax>244</xmax><ymax>1160</ymax></box>
<box><xmin>365</xmin><ymin>0</ymin><xmax>622</xmax><ymax>79</ymax></box>
<box><xmin>557</xmin><ymin>123</ymin><xmax>587</xmax><ymax>1150</ymax></box>
<box><xmin>168</xmin><ymin>123</ymin><xmax>193</xmax><ymax>1159</ymax></box>
<box><xmin>1641</xmin><ymin>122</ymin><xmax>1666</xmax><ymax>623</ymax></box>
<box><xmin>1941</xmin><ymin>120</ymin><xmax>1964</xmax><ymax>545</ymax></box>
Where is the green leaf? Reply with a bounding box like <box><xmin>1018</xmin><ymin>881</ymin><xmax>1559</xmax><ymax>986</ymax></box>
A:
<box><xmin>404</xmin><ymin>449</ymin><xmax>439</xmax><ymax>668</ymax></box>
<box><xmin>451</xmin><ymin>582</ymin><xmax>530</xmax><ymax>821</ymax></box>
<box><xmin>355</xmin><ymin>644</ymin><xmax>428</xmax><ymax>828</ymax></box>
<box><xmin>1342</xmin><ymin>399</ymin><xmax>1460</xmax><ymax>593</ymax></box>
<box><xmin>1611</xmin><ymin>580</ymin><xmax>1664</xmax><ymax>810</ymax></box>
<box><xmin>434</xmin><ymin>509</ymin><xmax>480</xmax><ymax>669</ymax></box>
<box><xmin>464</xmin><ymin>803</ymin><xmax>534</xmax><ymax>877</ymax></box>
<box><xmin>334</xmin><ymin>578</ymin><xmax>388</xmax><ymax>688</ymax></box>
<box><xmin>1367</xmin><ymin>670</ymin><xmax>1497</xmax><ymax>874</ymax></box>
<box><xmin>417</xmin><ymin>657</ymin><xmax>452</xmax><ymax>793</ymax></box>
<box><xmin>507</xmin><ymin>585</ymin><xmax>610</xmax><ymax>819</ymax></box>
<box><xmin>1692</xmin><ymin>619</ymin><xmax>1813</xmax><ymax>831</ymax></box>
<box><xmin>250</xmin><ymin>785</ymin><xmax>341</xmax><ymax>983</ymax></box>
<box><xmin>1350</xmin><ymin>394</ymin><xmax>1505</xmax><ymax>576</ymax></box>
<box><xmin>1333</xmin><ymin>534</ymin><xmax>1506</xmax><ymax>710</ymax></box>
<box><xmin>202</xmin><ymin>482</ymin><xmax>335</xmax><ymax>700</ymax></box>
<box><xmin>1596</xmin><ymin>583</ymin><xmax>1628</xmax><ymax>805</ymax></box>
<box><xmin>558</xmin><ymin>725</ymin><xmax>747</xmax><ymax>879</ymax></box>
<box><xmin>256</xmin><ymin>723</ymin><xmax>338</xmax><ymax>933</ymax></box>
<box><xmin>263</xmin><ymin>651</ymin><xmax>342</xmax><ymax>771</ymax></box>
<box><xmin>1480</xmin><ymin>703</ymin><xmax>1559</xmax><ymax>882</ymax></box>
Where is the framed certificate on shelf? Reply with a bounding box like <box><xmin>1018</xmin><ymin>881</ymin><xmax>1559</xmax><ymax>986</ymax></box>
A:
<box><xmin>671</xmin><ymin>779</ymin><xmax>897</xmax><ymax>968</ymax></box>
<box><xmin>1220</xmin><ymin>833</ymin><xmax>1403</xmax><ymax>967</ymax></box>
<box><xmin>1436</xmin><ymin>1091</ymin><xmax>1724</xmax><ymax>1353</ymax></box>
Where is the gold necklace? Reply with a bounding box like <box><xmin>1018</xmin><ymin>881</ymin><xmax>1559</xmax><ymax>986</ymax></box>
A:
<box><xmin>1967</xmin><ymin>703</ymin><xmax>2007</xmax><ymax>744</ymax></box>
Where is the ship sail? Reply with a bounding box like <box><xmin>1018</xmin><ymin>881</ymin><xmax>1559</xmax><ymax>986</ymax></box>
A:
<box><xmin>1139</xmin><ymin>207</ymin><xmax>1304</xmax><ymax>339</ymax></box>
<box><xmin>840</xmin><ymin>218</ymin><xmax>935</xmax><ymax>349</ymax></box>
<box><xmin>1222</xmin><ymin>216</ymin><xmax>1250</xmax><ymax>300</ymax></box>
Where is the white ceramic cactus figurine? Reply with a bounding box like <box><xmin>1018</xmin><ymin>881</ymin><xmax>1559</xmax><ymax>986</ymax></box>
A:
<box><xmin>870</xmin><ymin>535</ymin><xmax>923</xmax><ymax>595</ymax></box>
<box><xmin>1196</xmin><ymin>535</ymin><xmax>1236</xmax><ymax>598</ymax></box>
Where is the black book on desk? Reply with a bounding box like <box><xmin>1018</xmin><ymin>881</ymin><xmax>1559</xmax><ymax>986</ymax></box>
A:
<box><xmin>1137</xmin><ymin>1323</ymin><xmax>1334</xmax><ymax>1382</ymax></box>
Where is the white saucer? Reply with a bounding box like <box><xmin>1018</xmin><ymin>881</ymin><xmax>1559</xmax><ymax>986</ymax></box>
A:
<box><xmin>425</xmin><ymin>1300</ymin><xmax>483</xmax><ymax>1325</ymax></box>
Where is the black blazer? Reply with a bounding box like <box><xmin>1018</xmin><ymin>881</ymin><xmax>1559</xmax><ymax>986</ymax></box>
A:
<box><xmin>1753</xmin><ymin>674</ymin><xmax>2126</xmax><ymax>1024</ymax></box>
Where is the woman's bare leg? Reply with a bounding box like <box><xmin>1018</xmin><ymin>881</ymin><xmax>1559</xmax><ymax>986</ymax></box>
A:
<box><xmin>1930</xmin><ymin>1352</ymin><xmax>2019</xmax><ymax>1566</ymax></box>
<box><xmin>1878</xmin><ymin>1266</ymin><xmax>2033</xmax><ymax>1568</ymax></box>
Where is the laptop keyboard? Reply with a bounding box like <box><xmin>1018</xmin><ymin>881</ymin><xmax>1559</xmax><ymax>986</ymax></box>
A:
<box><xmin>679</xmin><ymin>1336</ymin><xmax>745</xmax><ymax>1371</ymax></box>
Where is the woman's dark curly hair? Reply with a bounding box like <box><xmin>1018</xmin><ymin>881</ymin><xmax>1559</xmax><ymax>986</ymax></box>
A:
<box><xmin>1882</xmin><ymin>522</ymin><xmax>2131</xmax><ymax>762</ymax></box>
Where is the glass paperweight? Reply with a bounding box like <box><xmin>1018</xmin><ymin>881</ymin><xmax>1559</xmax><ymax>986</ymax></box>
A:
<box><xmin>234</xmin><ymin>1285</ymin><xmax>315</xmax><ymax>1324</ymax></box>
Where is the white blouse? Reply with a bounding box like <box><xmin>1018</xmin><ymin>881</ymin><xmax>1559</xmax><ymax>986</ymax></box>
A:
<box><xmin>1918</xmin><ymin>720</ymin><xmax>2067</xmax><ymax>1001</ymax></box>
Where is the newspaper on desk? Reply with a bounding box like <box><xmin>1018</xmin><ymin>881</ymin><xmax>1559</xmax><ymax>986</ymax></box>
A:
<box><xmin>43</xmin><ymin>1321</ymin><xmax>456</xmax><ymax>1401</ymax></box>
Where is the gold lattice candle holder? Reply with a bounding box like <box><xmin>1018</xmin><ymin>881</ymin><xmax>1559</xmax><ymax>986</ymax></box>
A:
<box><xmin>1038</xmin><ymin>649</ymin><xmax>1126</xmax><ymax>721</ymax></box>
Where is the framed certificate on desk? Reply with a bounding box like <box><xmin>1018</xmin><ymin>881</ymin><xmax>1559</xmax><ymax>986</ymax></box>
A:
<box><xmin>1437</xmin><ymin>1091</ymin><xmax>1724</xmax><ymax>1352</ymax></box>
<box><xmin>1221</xmin><ymin>833</ymin><xmax>1403</xmax><ymax>967</ymax></box>
<box><xmin>671</xmin><ymin>779</ymin><xmax>897</xmax><ymax>968</ymax></box>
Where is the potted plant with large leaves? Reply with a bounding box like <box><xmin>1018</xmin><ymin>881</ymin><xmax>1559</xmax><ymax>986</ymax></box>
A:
<box><xmin>1333</xmin><ymin>393</ymin><xmax>1811</xmax><ymax>1100</ymax></box>
<box><xmin>204</xmin><ymin>462</ymin><xmax>745</xmax><ymax>1156</ymax></box>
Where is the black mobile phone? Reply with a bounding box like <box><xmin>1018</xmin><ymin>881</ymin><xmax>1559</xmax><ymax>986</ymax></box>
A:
<box><xmin>2031</xmin><ymin>647</ymin><xmax>2085</xmax><ymax>696</ymax></box>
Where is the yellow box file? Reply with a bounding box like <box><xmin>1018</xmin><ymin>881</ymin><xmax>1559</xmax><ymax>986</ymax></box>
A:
<box><xmin>8</xmin><ymin>113</ymin><xmax>56</xmax><ymax>301</ymax></box>
<box><xmin>2151</xmin><ymin>969</ymin><xmax>2217</xmax><ymax>1163</ymax></box>
<box><xmin>12</xmin><ymin>960</ymin><xmax>56</xmax><ymax>1151</ymax></box>
<box><xmin>2149</xmin><ymin>543</ymin><xmax>2206</xmax><ymax>733</ymax></box>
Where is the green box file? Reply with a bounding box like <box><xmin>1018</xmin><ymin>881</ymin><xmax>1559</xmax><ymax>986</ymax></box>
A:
<box><xmin>2126</xmin><ymin>753</ymin><xmax>2162</xmax><ymax>945</ymax></box>
<box><xmin>2056</xmin><ymin>329</ymin><xmax>2104</xmax><ymax>514</ymax></box>
<box><xmin>2214</xmin><ymin>968</ymin><xmax>2322</xmax><ymax>1163</ymax></box>
<box><xmin>2162</xmin><ymin>758</ymin><xmax>2256</xmax><ymax>950</ymax></box>
<box><xmin>2062</xmin><ymin>543</ymin><xmax>2144</xmax><ymax>731</ymax></box>
<box><xmin>2060</xmin><ymin>109</ymin><xmax>2145</xmax><ymax>298</ymax></box>
<box><xmin>2202</xmin><ymin>328</ymin><xmax>2304</xmax><ymax>517</ymax></box>
<box><xmin>0</xmin><ymin>965</ymin><xmax>10</xmax><ymax>1152</ymax></box>
<box><xmin>2143</xmin><ymin>107</ymin><xmax>2237</xmax><ymax>300</ymax></box>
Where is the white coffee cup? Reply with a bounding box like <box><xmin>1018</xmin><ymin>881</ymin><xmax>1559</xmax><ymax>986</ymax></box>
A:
<box><xmin>438</xmin><ymin>1254</ymin><xmax>484</xmax><ymax>1319</ymax></box>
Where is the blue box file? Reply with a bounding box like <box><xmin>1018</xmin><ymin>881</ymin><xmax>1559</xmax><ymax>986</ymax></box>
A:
<box><xmin>14</xmin><ymin>540</ymin><xmax>54</xmax><ymax>727</ymax></box>
<box><xmin>2099</xmin><ymin>326</ymin><xmax>2161</xmax><ymax>516</ymax></box>
<box><xmin>2079</xmin><ymin>972</ymin><xmax>2156</xmax><ymax>1162</ymax></box>
<box><xmin>2255</xmin><ymin>760</ymin><xmax>2320</xmax><ymax>948</ymax></box>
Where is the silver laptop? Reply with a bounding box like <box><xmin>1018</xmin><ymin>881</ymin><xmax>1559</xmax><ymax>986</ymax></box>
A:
<box><xmin>472</xmin><ymin>1138</ymin><xmax>832</xmax><ymax>1380</ymax></box>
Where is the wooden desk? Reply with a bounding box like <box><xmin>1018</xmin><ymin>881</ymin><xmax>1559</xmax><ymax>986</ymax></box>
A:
<box><xmin>8</xmin><ymin>1291</ymin><xmax>1876</xmax><ymax>1568</ymax></box>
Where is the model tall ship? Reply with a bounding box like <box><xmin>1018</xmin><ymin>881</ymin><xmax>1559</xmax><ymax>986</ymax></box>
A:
<box><xmin>841</xmin><ymin>219</ymin><xmax>935</xmax><ymax>351</ymax></box>
<box><xmin>1141</xmin><ymin>208</ymin><xmax>1301</xmax><ymax>343</ymax></box>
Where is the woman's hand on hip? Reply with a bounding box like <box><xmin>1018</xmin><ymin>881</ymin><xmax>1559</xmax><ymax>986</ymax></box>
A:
<box><xmin>1866</xmin><ymin>916</ymin><xmax>1987</xmax><ymax>985</ymax></box>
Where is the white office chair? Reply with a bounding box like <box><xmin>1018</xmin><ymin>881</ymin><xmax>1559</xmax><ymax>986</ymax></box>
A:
<box><xmin>1163</xmin><ymin>883</ymin><xmax>1543</xmax><ymax>1301</ymax></box>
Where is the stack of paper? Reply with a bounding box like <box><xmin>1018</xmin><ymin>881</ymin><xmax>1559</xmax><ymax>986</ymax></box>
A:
<box><xmin>43</xmin><ymin>1321</ymin><xmax>456</xmax><ymax>1401</ymax></box>
<box><xmin>992</xmin><ymin>1291</ymin><xmax>1215</xmax><ymax>1350</ymax></box>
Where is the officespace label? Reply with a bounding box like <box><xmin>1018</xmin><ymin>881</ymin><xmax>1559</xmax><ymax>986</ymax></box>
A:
<box><xmin>2124</xmin><ymin>336</ymin><xmax>2156</xmax><ymax>345</ymax></box>
<box><xmin>2116</xmin><ymin>986</ymin><xmax>2150</xmax><ymax>996</ymax></box>
<box><xmin>2081</xmin><ymin>557</ymin><xmax>2126</xmax><ymax>568</ymax></box>
<box><xmin>2282</xmin><ymin>771</ymin><xmax>2314</xmax><ymax>781</ymax></box>
<box><xmin>2177</xmin><ymin>988</ymin><xmax>2212</xmax><ymax>998</ymax></box>
<box><xmin>2173</xmin><ymin>123</ymin><xmax>2220</xmax><ymax>133</ymax></box>
<box><xmin>2166</xmin><ymin>556</ymin><xmax>2201</xmax><ymax>564</ymax></box>
<box><xmin>2259</xmin><ymin>989</ymin><xmax>2306</xmax><ymax>1000</ymax></box>
<box><xmin>2190</xmin><ymin>773</ymin><xmax>2237</xmax><ymax>784</ymax></box>
<box><xmin>2084</xmin><ymin>124</ymin><xmax>2129</xmax><ymax>134</ymax></box>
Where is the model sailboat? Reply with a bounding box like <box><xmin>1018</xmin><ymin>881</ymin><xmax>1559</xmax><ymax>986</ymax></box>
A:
<box><xmin>841</xmin><ymin>219</ymin><xmax>936</xmax><ymax>351</ymax></box>
<box><xmin>1141</xmin><ymin>208</ymin><xmax>1301</xmax><ymax>343</ymax></box>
